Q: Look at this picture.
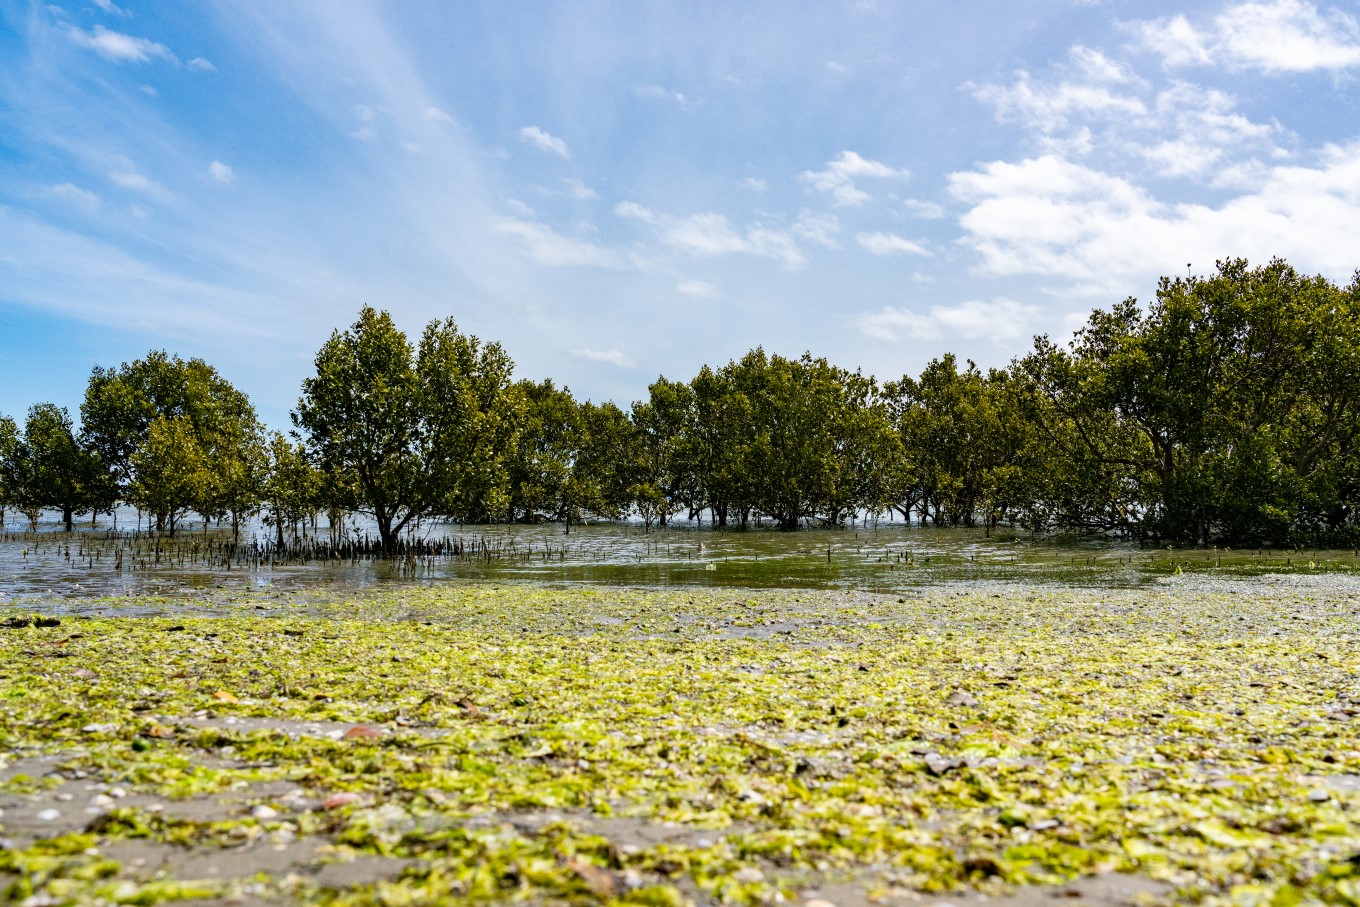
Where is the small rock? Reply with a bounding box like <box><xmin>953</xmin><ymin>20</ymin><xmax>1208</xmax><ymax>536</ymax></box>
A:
<box><xmin>90</xmin><ymin>794</ymin><xmax>114</xmax><ymax>808</ymax></box>
<box><xmin>732</xmin><ymin>867</ymin><xmax>765</xmax><ymax>884</ymax></box>
<box><xmin>36</xmin><ymin>808</ymin><xmax>61</xmax><ymax>821</ymax></box>
<box><xmin>251</xmin><ymin>805</ymin><xmax>280</xmax><ymax>820</ymax></box>
<box><xmin>109</xmin><ymin>787</ymin><xmax>127</xmax><ymax>799</ymax></box>
<box><xmin>342</xmin><ymin>725</ymin><xmax>385</xmax><ymax>740</ymax></box>
<box><xmin>945</xmin><ymin>690</ymin><xmax>979</xmax><ymax>708</ymax></box>
<box><xmin>82</xmin><ymin>722</ymin><xmax>117</xmax><ymax>734</ymax></box>
<box><xmin>924</xmin><ymin>752</ymin><xmax>962</xmax><ymax>776</ymax></box>
<box><xmin>805</xmin><ymin>900</ymin><xmax>839</xmax><ymax>907</ymax></box>
<box><xmin>1309</xmin><ymin>788</ymin><xmax>1331</xmax><ymax>802</ymax></box>
<box><xmin>321</xmin><ymin>792</ymin><xmax>363</xmax><ymax>810</ymax></box>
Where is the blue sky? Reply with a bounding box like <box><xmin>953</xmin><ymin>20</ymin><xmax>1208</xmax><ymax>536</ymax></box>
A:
<box><xmin>2</xmin><ymin>0</ymin><xmax>1359</xmax><ymax>429</ymax></box>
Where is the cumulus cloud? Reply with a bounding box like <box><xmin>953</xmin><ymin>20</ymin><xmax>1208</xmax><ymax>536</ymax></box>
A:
<box><xmin>948</xmin><ymin>146</ymin><xmax>1360</xmax><ymax>296</ymax></box>
<box><xmin>972</xmin><ymin>48</ymin><xmax>1148</xmax><ymax>134</ymax></box>
<box><xmin>858</xmin><ymin>298</ymin><xmax>1041</xmax><ymax>344</ymax></box>
<box><xmin>494</xmin><ymin>218</ymin><xmax>620</xmax><ymax>268</ymax></box>
<box><xmin>65</xmin><ymin>25</ymin><xmax>176</xmax><ymax>64</ymax></box>
<box><xmin>520</xmin><ymin>125</ymin><xmax>570</xmax><ymax>158</ymax></box>
<box><xmin>800</xmin><ymin>151</ymin><xmax>909</xmax><ymax>206</ymax></box>
<box><xmin>856</xmin><ymin>232</ymin><xmax>930</xmax><ymax>256</ymax></box>
<box><xmin>186</xmin><ymin>57</ymin><xmax>216</xmax><ymax>72</ymax></box>
<box><xmin>571</xmin><ymin>347</ymin><xmax>635</xmax><ymax>367</ymax></box>
<box><xmin>208</xmin><ymin>161</ymin><xmax>234</xmax><ymax>183</ymax></box>
<box><xmin>971</xmin><ymin>44</ymin><xmax>1287</xmax><ymax>181</ymax></box>
<box><xmin>1131</xmin><ymin>0</ymin><xmax>1360</xmax><ymax>72</ymax></box>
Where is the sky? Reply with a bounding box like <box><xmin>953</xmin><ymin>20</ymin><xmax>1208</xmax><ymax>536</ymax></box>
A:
<box><xmin>2</xmin><ymin>0</ymin><xmax>1359</xmax><ymax>429</ymax></box>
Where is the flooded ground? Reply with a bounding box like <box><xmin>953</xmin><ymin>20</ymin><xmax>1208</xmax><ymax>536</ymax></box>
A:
<box><xmin>0</xmin><ymin>508</ymin><xmax>1357</xmax><ymax>606</ymax></box>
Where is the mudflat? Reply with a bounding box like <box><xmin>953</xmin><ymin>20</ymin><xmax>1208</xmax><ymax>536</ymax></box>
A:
<box><xmin>2</xmin><ymin>579</ymin><xmax>1357</xmax><ymax>905</ymax></box>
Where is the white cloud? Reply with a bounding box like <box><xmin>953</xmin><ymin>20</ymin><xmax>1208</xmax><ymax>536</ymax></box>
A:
<box><xmin>826</xmin><ymin>60</ymin><xmax>848</xmax><ymax>74</ymax></box>
<box><xmin>520</xmin><ymin>125</ymin><xmax>570</xmax><ymax>158</ymax></box>
<box><xmin>903</xmin><ymin>198</ymin><xmax>946</xmax><ymax>218</ymax></box>
<box><xmin>65</xmin><ymin>25</ymin><xmax>176</xmax><ymax>64</ymax></box>
<box><xmin>858</xmin><ymin>298</ymin><xmax>1040</xmax><ymax>344</ymax></box>
<box><xmin>51</xmin><ymin>182</ymin><xmax>99</xmax><ymax>208</ymax></box>
<box><xmin>856</xmin><ymin>232</ymin><xmax>930</xmax><ymax>256</ymax></box>
<box><xmin>1128</xmin><ymin>14</ymin><xmax>1214</xmax><ymax>67</ymax></box>
<box><xmin>616</xmin><ymin>202</ymin><xmax>807</xmax><ymax>267</ymax></box>
<box><xmin>948</xmin><ymin>146</ymin><xmax>1360</xmax><ymax>296</ymax></box>
<box><xmin>110</xmin><ymin>170</ymin><xmax>172</xmax><ymax>203</ymax></box>
<box><xmin>91</xmin><ymin>0</ymin><xmax>129</xmax><ymax>17</ymax></box>
<box><xmin>972</xmin><ymin>48</ymin><xmax>1148</xmax><ymax>135</ymax></box>
<box><xmin>350</xmin><ymin>104</ymin><xmax>375</xmax><ymax>141</ymax></box>
<box><xmin>635</xmin><ymin>84</ymin><xmax>690</xmax><ymax>108</ymax></box>
<box><xmin>792</xmin><ymin>210</ymin><xmax>841</xmax><ymax>248</ymax></box>
<box><xmin>738</xmin><ymin>177</ymin><xmax>767</xmax><ymax>191</ymax></box>
<box><xmin>424</xmin><ymin>106</ymin><xmax>454</xmax><ymax>122</ymax></box>
<box><xmin>571</xmin><ymin>347</ymin><xmax>635</xmax><ymax>368</ymax></box>
<box><xmin>494</xmin><ymin>218</ymin><xmax>620</xmax><ymax>268</ymax></box>
<box><xmin>1132</xmin><ymin>1</ymin><xmax>1360</xmax><ymax>72</ymax></box>
<box><xmin>208</xmin><ymin>160</ymin><xmax>234</xmax><ymax>183</ymax></box>
<box><xmin>800</xmin><ymin>151</ymin><xmax>909</xmax><ymax>206</ymax></box>
<box><xmin>562</xmin><ymin>178</ymin><xmax>598</xmax><ymax>200</ymax></box>
<box><xmin>186</xmin><ymin>57</ymin><xmax>216</xmax><ymax>72</ymax></box>
<box><xmin>614</xmin><ymin>201</ymin><xmax>658</xmax><ymax>223</ymax></box>
<box><xmin>972</xmin><ymin>44</ymin><xmax>1287</xmax><ymax>183</ymax></box>
<box><xmin>677</xmin><ymin>280</ymin><xmax>717</xmax><ymax>297</ymax></box>
<box><xmin>139</xmin><ymin>84</ymin><xmax>157</xmax><ymax>96</ymax></box>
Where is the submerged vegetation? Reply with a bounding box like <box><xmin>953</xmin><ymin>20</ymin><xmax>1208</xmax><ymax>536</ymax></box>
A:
<box><xmin>2</xmin><ymin>258</ymin><xmax>1359</xmax><ymax>547</ymax></box>
<box><xmin>2</xmin><ymin>583</ymin><xmax>1359</xmax><ymax>905</ymax></box>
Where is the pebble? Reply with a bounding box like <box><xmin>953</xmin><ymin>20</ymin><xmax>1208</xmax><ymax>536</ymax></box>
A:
<box><xmin>1308</xmin><ymin>788</ymin><xmax>1331</xmax><ymax>802</ymax></box>
<box><xmin>55</xmin><ymin>793</ymin><xmax>73</xmax><ymax>802</ymax></box>
<box><xmin>108</xmin><ymin>787</ymin><xmax>127</xmax><ymax>799</ymax></box>
<box><xmin>322</xmin><ymin>792</ymin><xmax>363</xmax><ymax>810</ymax></box>
<box><xmin>732</xmin><ymin>867</ymin><xmax>765</xmax><ymax>884</ymax></box>
<box><xmin>251</xmin><ymin>805</ymin><xmax>280</xmax><ymax>820</ymax></box>
<box><xmin>805</xmin><ymin>900</ymin><xmax>838</xmax><ymax>907</ymax></box>
<box><xmin>36</xmin><ymin>808</ymin><xmax>61</xmax><ymax>821</ymax></box>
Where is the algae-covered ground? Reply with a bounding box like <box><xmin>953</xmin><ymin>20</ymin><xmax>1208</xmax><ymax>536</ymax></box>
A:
<box><xmin>2</xmin><ymin>581</ymin><xmax>1359</xmax><ymax>906</ymax></box>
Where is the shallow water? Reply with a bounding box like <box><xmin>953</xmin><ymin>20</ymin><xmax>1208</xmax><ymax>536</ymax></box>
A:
<box><xmin>2</xmin><ymin>506</ymin><xmax>1357</xmax><ymax>606</ymax></box>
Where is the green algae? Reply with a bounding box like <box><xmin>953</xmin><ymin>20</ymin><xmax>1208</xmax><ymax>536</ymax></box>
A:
<box><xmin>1</xmin><ymin>583</ymin><xmax>1359</xmax><ymax>905</ymax></box>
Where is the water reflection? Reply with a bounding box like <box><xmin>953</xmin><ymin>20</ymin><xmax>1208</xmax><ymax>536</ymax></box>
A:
<box><xmin>3</xmin><ymin>505</ymin><xmax>1356</xmax><ymax>607</ymax></box>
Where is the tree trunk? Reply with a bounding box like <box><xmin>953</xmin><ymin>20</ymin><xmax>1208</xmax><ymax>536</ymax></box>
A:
<box><xmin>63</xmin><ymin>505</ymin><xmax>74</xmax><ymax>532</ymax></box>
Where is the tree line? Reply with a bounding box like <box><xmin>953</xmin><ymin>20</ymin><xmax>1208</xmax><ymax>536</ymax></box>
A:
<box><xmin>2</xmin><ymin>258</ymin><xmax>1358</xmax><ymax>547</ymax></box>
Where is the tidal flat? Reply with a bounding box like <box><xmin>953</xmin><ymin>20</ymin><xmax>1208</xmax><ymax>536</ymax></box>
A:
<box><xmin>2</xmin><ymin>580</ymin><xmax>1359</xmax><ymax>906</ymax></box>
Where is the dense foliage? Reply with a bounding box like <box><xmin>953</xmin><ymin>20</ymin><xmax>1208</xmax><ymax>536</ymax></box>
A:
<box><xmin>2</xmin><ymin>259</ymin><xmax>1357</xmax><ymax>546</ymax></box>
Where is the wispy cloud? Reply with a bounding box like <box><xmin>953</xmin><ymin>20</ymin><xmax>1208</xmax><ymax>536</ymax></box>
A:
<box><xmin>856</xmin><ymin>232</ymin><xmax>929</xmax><ymax>256</ymax></box>
<box><xmin>520</xmin><ymin>125</ymin><xmax>570</xmax><ymax>158</ymax></box>
<box><xmin>615</xmin><ymin>202</ymin><xmax>807</xmax><ymax>267</ymax></box>
<box><xmin>571</xmin><ymin>347</ymin><xmax>635</xmax><ymax>367</ymax></box>
<box><xmin>494</xmin><ymin>218</ymin><xmax>620</xmax><ymax>268</ymax></box>
<box><xmin>208</xmin><ymin>161</ymin><xmax>234</xmax><ymax>183</ymax></box>
<box><xmin>858</xmin><ymin>298</ymin><xmax>1040</xmax><ymax>344</ymax></box>
<box><xmin>677</xmin><ymin>279</ymin><xmax>717</xmax><ymax>297</ymax></box>
<box><xmin>186</xmin><ymin>57</ymin><xmax>217</xmax><ymax>72</ymax></box>
<box><xmin>800</xmin><ymin>151</ymin><xmax>909</xmax><ymax>206</ymax></box>
<box><xmin>51</xmin><ymin>183</ymin><xmax>100</xmax><ymax>208</ymax></box>
<box><xmin>65</xmin><ymin>25</ymin><xmax>176</xmax><ymax>64</ymax></box>
<box><xmin>634</xmin><ymin>84</ymin><xmax>690</xmax><ymax>108</ymax></box>
<box><xmin>91</xmin><ymin>0</ymin><xmax>130</xmax><ymax>18</ymax></box>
